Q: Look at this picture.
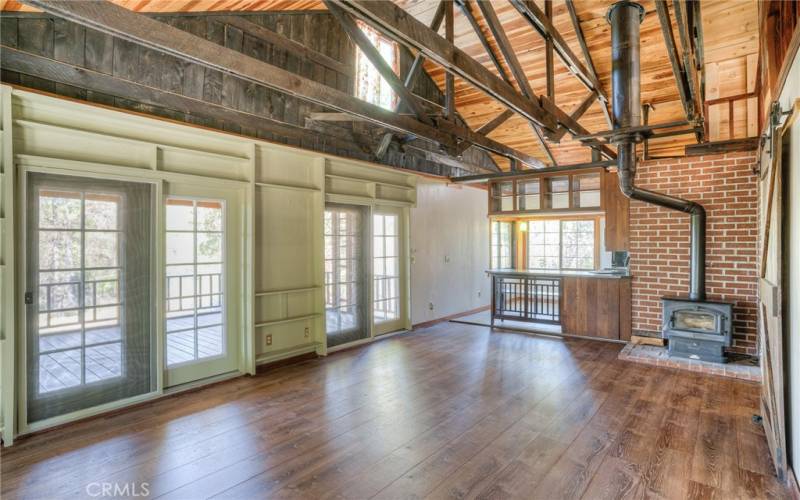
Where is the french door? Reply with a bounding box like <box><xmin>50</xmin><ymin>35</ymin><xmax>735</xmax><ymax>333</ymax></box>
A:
<box><xmin>373</xmin><ymin>209</ymin><xmax>404</xmax><ymax>335</ymax></box>
<box><xmin>164</xmin><ymin>186</ymin><xmax>240</xmax><ymax>387</ymax></box>
<box><xmin>25</xmin><ymin>173</ymin><xmax>155</xmax><ymax>424</ymax></box>
<box><xmin>324</xmin><ymin>204</ymin><xmax>368</xmax><ymax>348</ymax></box>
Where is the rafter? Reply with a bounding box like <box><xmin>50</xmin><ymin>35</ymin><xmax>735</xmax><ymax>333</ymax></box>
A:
<box><xmin>655</xmin><ymin>1</ymin><xmax>692</xmax><ymax>120</ymax></box>
<box><xmin>443</xmin><ymin>0</ymin><xmax>455</xmax><ymax>121</ymax></box>
<box><xmin>473</xmin><ymin>0</ymin><xmax>556</xmax><ymax>166</ymax></box>
<box><xmin>376</xmin><ymin>0</ymin><xmax>445</xmax><ymax>159</ymax></box>
<box><xmin>335</xmin><ymin>0</ymin><xmax>558</xmax><ymax>131</ymax></box>
<box><xmin>564</xmin><ymin>0</ymin><xmax>612</xmax><ymax>128</ymax></box>
<box><xmin>22</xmin><ymin>0</ymin><xmax>543</xmax><ymax>169</ymax></box>
<box><xmin>509</xmin><ymin>0</ymin><xmax>608</xmax><ymax>105</ymax></box>
<box><xmin>325</xmin><ymin>1</ymin><xmax>433</xmax><ymax>126</ymax></box>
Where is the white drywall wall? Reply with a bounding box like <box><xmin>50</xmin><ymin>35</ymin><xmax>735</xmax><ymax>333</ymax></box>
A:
<box><xmin>410</xmin><ymin>179</ymin><xmax>490</xmax><ymax>325</ymax></box>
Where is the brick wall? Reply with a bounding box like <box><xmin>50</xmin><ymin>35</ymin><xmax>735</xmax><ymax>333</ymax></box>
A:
<box><xmin>629</xmin><ymin>151</ymin><xmax>759</xmax><ymax>355</ymax></box>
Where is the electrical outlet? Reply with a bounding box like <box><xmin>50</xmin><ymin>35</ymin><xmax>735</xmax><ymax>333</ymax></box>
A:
<box><xmin>304</xmin><ymin>327</ymin><xmax>310</xmax><ymax>338</ymax></box>
<box><xmin>265</xmin><ymin>334</ymin><xmax>272</xmax><ymax>346</ymax></box>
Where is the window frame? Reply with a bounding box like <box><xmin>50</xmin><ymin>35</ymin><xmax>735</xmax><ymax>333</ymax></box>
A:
<box><xmin>164</xmin><ymin>197</ymin><xmax>227</xmax><ymax>368</ymax></box>
<box><xmin>354</xmin><ymin>21</ymin><xmax>399</xmax><ymax>110</ymax></box>
<box><xmin>372</xmin><ymin>212</ymin><xmax>401</xmax><ymax>324</ymax></box>
<box><xmin>490</xmin><ymin>220</ymin><xmax>514</xmax><ymax>270</ymax></box>
<box><xmin>524</xmin><ymin>216</ymin><xmax>601</xmax><ymax>271</ymax></box>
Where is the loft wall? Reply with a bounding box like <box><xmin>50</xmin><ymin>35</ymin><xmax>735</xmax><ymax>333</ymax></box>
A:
<box><xmin>410</xmin><ymin>180</ymin><xmax>490</xmax><ymax>325</ymax></box>
<box><xmin>0</xmin><ymin>11</ymin><xmax>493</xmax><ymax>176</ymax></box>
<box><xmin>629</xmin><ymin>151</ymin><xmax>760</xmax><ymax>356</ymax></box>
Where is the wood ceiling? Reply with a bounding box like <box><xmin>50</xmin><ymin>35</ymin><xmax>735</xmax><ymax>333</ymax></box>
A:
<box><xmin>1</xmin><ymin>0</ymin><xmax>758</xmax><ymax>168</ymax></box>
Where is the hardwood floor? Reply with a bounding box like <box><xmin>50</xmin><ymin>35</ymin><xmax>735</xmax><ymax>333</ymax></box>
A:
<box><xmin>1</xmin><ymin>322</ymin><xmax>789</xmax><ymax>499</ymax></box>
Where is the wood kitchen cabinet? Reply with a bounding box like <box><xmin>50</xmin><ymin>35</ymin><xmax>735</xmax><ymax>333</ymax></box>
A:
<box><xmin>602</xmin><ymin>171</ymin><xmax>630</xmax><ymax>251</ymax></box>
<box><xmin>560</xmin><ymin>276</ymin><xmax>632</xmax><ymax>341</ymax></box>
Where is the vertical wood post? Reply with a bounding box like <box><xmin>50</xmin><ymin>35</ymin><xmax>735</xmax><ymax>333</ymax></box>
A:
<box><xmin>545</xmin><ymin>0</ymin><xmax>555</xmax><ymax>100</ymax></box>
<box><xmin>444</xmin><ymin>0</ymin><xmax>455</xmax><ymax>121</ymax></box>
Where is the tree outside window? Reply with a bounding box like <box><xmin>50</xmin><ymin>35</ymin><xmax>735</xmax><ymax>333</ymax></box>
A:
<box><xmin>354</xmin><ymin>22</ymin><xmax>398</xmax><ymax>110</ymax></box>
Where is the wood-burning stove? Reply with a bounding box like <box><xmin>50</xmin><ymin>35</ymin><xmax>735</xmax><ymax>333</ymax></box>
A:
<box><xmin>661</xmin><ymin>297</ymin><xmax>733</xmax><ymax>363</ymax></box>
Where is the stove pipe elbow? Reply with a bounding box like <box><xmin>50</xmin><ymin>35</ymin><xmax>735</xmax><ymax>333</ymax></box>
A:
<box><xmin>608</xmin><ymin>1</ymin><xmax>706</xmax><ymax>302</ymax></box>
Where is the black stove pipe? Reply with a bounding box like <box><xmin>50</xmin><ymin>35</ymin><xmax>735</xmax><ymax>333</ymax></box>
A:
<box><xmin>607</xmin><ymin>1</ymin><xmax>706</xmax><ymax>302</ymax></box>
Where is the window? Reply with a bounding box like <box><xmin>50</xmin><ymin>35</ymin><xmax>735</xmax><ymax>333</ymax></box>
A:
<box><xmin>491</xmin><ymin>221</ymin><xmax>513</xmax><ymax>269</ymax></box>
<box><xmin>35</xmin><ymin>189</ymin><xmax>124</xmax><ymax>393</ymax></box>
<box><xmin>165</xmin><ymin>198</ymin><xmax>225</xmax><ymax>367</ymax></box>
<box><xmin>527</xmin><ymin>219</ymin><xmax>596</xmax><ymax>270</ymax></box>
<box><xmin>373</xmin><ymin>214</ymin><xmax>400</xmax><ymax>322</ymax></box>
<box><xmin>561</xmin><ymin>220</ymin><xmax>595</xmax><ymax>269</ymax></box>
<box><xmin>355</xmin><ymin>22</ymin><xmax>398</xmax><ymax>110</ymax></box>
<box><xmin>527</xmin><ymin>220</ymin><xmax>560</xmax><ymax>270</ymax></box>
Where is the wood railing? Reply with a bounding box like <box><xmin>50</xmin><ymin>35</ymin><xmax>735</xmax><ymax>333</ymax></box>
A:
<box><xmin>490</xmin><ymin>272</ymin><xmax>561</xmax><ymax>325</ymax></box>
<box><xmin>704</xmin><ymin>90</ymin><xmax>760</xmax><ymax>141</ymax></box>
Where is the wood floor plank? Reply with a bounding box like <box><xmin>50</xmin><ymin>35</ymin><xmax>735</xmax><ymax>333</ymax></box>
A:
<box><xmin>0</xmin><ymin>322</ymin><xmax>791</xmax><ymax>500</ymax></box>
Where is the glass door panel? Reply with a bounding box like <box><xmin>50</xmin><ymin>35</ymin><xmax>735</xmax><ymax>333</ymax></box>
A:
<box><xmin>373</xmin><ymin>211</ymin><xmax>404</xmax><ymax>335</ymax></box>
<box><xmin>165</xmin><ymin>199</ymin><xmax>225</xmax><ymax>367</ymax></box>
<box><xmin>25</xmin><ymin>173</ymin><xmax>155</xmax><ymax>424</ymax></box>
<box><xmin>164</xmin><ymin>191</ymin><xmax>237</xmax><ymax>388</ymax></box>
<box><xmin>324</xmin><ymin>204</ymin><xmax>368</xmax><ymax>348</ymax></box>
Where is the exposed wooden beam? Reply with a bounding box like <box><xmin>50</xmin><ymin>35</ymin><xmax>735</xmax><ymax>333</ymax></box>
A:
<box><xmin>473</xmin><ymin>0</ymin><xmax>555</xmax><ymax>166</ymax></box>
<box><xmin>672</xmin><ymin>0</ymin><xmax>701</xmax><ymax>122</ymax></box>
<box><xmin>564</xmin><ymin>0</ymin><xmax>612</xmax><ymax>128</ymax></box>
<box><xmin>376</xmin><ymin>0</ymin><xmax>443</xmax><ymax>159</ymax></box>
<box><xmin>19</xmin><ymin>0</ymin><xmax>466</xmax><ymax>149</ymax></box>
<box><xmin>544</xmin><ymin>0</ymin><xmax>555</xmax><ymax>100</ymax></box>
<box><xmin>437</xmin><ymin>119</ymin><xmax>545</xmax><ymax>169</ymax></box>
<box><xmin>477</xmin><ymin>0</ymin><xmax>610</xmax><ymax>159</ymax></box>
<box><xmin>476</xmin><ymin>109</ymin><xmax>515</xmax><ymax>135</ymax></box>
<box><xmin>509</xmin><ymin>0</ymin><xmax>608</xmax><ymax>104</ymax></box>
<box><xmin>325</xmin><ymin>1</ymin><xmax>434</xmax><ymax>126</ymax></box>
<box><xmin>336</xmin><ymin>0</ymin><xmax>558</xmax><ymax>131</ymax></box>
<box><xmin>1</xmin><ymin>47</ymin><xmax>366</xmax><ymax>154</ymax></box>
<box><xmin>450</xmin><ymin>159</ymin><xmax>617</xmax><ymax>183</ymax></box>
<box><xmin>684</xmin><ymin>137</ymin><xmax>758</xmax><ymax>155</ymax></box>
<box><xmin>444</xmin><ymin>0</ymin><xmax>455</xmax><ymax>121</ymax></box>
<box><xmin>655</xmin><ymin>1</ymin><xmax>693</xmax><ymax>121</ymax></box>
<box><xmin>454</xmin><ymin>0</ymin><xmax>507</xmax><ymax>85</ymax></box>
<box><xmin>549</xmin><ymin>91</ymin><xmax>596</xmax><ymax>142</ymax></box>
<box><xmin>217</xmin><ymin>16</ymin><xmax>352</xmax><ymax>76</ymax></box>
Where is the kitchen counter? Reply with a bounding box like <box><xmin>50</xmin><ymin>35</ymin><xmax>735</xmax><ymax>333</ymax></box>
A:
<box><xmin>486</xmin><ymin>269</ymin><xmax>631</xmax><ymax>279</ymax></box>
<box><xmin>488</xmin><ymin>270</ymin><xmax>632</xmax><ymax>341</ymax></box>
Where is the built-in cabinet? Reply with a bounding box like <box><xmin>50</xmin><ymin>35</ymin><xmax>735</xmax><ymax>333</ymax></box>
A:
<box><xmin>560</xmin><ymin>277</ymin><xmax>632</xmax><ymax>341</ymax></box>
<box><xmin>489</xmin><ymin>169</ymin><xmax>603</xmax><ymax>215</ymax></box>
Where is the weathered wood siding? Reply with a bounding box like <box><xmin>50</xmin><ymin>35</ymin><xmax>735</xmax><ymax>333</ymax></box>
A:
<box><xmin>0</xmin><ymin>11</ymin><xmax>486</xmax><ymax>176</ymax></box>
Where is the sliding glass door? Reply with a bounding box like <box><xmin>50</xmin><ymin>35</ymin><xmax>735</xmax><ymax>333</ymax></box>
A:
<box><xmin>25</xmin><ymin>173</ymin><xmax>155</xmax><ymax>424</ymax></box>
<box><xmin>324</xmin><ymin>204</ymin><xmax>368</xmax><ymax>348</ymax></box>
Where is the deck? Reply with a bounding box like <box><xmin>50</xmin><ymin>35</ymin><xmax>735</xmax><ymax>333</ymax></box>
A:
<box><xmin>37</xmin><ymin>311</ymin><xmax>222</xmax><ymax>394</ymax></box>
